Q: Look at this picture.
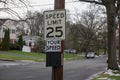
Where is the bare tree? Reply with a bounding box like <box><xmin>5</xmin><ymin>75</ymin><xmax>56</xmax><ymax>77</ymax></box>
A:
<box><xmin>0</xmin><ymin>0</ymin><xmax>29</xmax><ymax>26</ymax></box>
<box><xmin>25</xmin><ymin>11</ymin><xmax>44</xmax><ymax>36</ymax></box>
<box><xmin>79</xmin><ymin>0</ymin><xmax>119</xmax><ymax>70</ymax></box>
<box><xmin>14</xmin><ymin>21</ymin><xmax>27</xmax><ymax>35</ymax></box>
<box><xmin>70</xmin><ymin>5</ymin><xmax>106</xmax><ymax>55</ymax></box>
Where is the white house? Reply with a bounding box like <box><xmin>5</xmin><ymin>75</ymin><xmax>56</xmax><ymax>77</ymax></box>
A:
<box><xmin>0</xmin><ymin>20</ymin><xmax>17</xmax><ymax>44</ymax></box>
<box><xmin>22</xmin><ymin>36</ymin><xmax>40</xmax><ymax>50</ymax></box>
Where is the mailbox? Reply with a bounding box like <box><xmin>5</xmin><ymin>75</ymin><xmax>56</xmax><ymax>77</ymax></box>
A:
<box><xmin>46</xmin><ymin>52</ymin><xmax>63</xmax><ymax>67</ymax></box>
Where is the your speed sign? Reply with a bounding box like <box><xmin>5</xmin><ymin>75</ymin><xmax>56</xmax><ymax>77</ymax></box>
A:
<box><xmin>44</xmin><ymin>10</ymin><xmax>66</xmax><ymax>40</ymax></box>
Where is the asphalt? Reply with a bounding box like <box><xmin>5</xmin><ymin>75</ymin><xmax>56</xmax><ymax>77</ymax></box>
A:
<box><xmin>0</xmin><ymin>56</ymin><xmax>107</xmax><ymax>80</ymax></box>
<box><xmin>0</xmin><ymin>51</ymin><xmax>9</xmax><ymax>54</ymax></box>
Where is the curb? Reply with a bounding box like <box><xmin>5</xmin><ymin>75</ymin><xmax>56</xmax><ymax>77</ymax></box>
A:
<box><xmin>0</xmin><ymin>59</ymin><xmax>16</xmax><ymax>62</ymax></box>
<box><xmin>85</xmin><ymin>71</ymin><xmax>104</xmax><ymax>80</ymax></box>
<box><xmin>0</xmin><ymin>59</ymin><xmax>38</xmax><ymax>63</ymax></box>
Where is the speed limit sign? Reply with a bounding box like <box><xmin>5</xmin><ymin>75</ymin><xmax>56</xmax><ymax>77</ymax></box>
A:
<box><xmin>44</xmin><ymin>10</ymin><xmax>66</xmax><ymax>40</ymax></box>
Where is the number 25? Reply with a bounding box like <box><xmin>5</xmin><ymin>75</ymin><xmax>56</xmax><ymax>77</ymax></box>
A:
<box><xmin>46</xmin><ymin>26</ymin><xmax>63</xmax><ymax>38</ymax></box>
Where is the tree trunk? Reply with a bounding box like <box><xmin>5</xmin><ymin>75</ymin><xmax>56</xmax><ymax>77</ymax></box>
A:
<box><xmin>118</xmin><ymin>0</ymin><xmax>120</xmax><ymax>65</ymax></box>
<box><xmin>106</xmin><ymin>2</ymin><xmax>119</xmax><ymax>70</ymax></box>
<box><xmin>119</xmin><ymin>17</ymin><xmax>120</xmax><ymax>65</ymax></box>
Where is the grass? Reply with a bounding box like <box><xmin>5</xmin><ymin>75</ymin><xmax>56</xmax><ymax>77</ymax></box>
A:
<box><xmin>0</xmin><ymin>50</ymin><xmax>46</xmax><ymax>62</ymax></box>
<box><xmin>92</xmin><ymin>70</ymin><xmax>120</xmax><ymax>80</ymax></box>
<box><xmin>0</xmin><ymin>50</ymin><xmax>84</xmax><ymax>62</ymax></box>
<box><xmin>64</xmin><ymin>53</ymin><xmax>84</xmax><ymax>61</ymax></box>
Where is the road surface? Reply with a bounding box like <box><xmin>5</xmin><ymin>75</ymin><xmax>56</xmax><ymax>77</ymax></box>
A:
<box><xmin>0</xmin><ymin>55</ymin><xmax>107</xmax><ymax>80</ymax></box>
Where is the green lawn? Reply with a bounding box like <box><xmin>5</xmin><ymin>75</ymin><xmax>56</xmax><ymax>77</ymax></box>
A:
<box><xmin>0</xmin><ymin>50</ymin><xmax>84</xmax><ymax>62</ymax></box>
<box><xmin>64</xmin><ymin>53</ymin><xmax>84</xmax><ymax>60</ymax></box>
<box><xmin>0</xmin><ymin>50</ymin><xmax>46</xmax><ymax>62</ymax></box>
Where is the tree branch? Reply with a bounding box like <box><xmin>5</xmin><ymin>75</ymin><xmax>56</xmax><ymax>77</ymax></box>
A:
<box><xmin>19</xmin><ymin>0</ymin><xmax>28</xmax><ymax>10</ymax></box>
<box><xmin>0</xmin><ymin>17</ymin><xmax>34</xmax><ymax>26</ymax></box>
<box><xmin>79</xmin><ymin>0</ymin><xmax>105</xmax><ymax>5</ymax></box>
<box><xmin>0</xmin><ymin>0</ymin><xmax>7</xmax><ymax>4</ymax></box>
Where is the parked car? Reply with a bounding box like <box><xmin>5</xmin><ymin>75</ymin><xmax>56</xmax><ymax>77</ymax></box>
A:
<box><xmin>86</xmin><ymin>52</ymin><xmax>95</xmax><ymax>58</ymax></box>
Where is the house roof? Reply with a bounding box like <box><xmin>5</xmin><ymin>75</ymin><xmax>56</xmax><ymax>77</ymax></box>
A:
<box><xmin>23</xmin><ymin>36</ymin><xmax>39</xmax><ymax>42</ymax></box>
<box><xmin>2</xmin><ymin>20</ymin><xmax>16</xmax><ymax>29</ymax></box>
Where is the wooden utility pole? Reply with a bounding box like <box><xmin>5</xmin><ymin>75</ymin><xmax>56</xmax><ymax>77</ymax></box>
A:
<box><xmin>54</xmin><ymin>0</ymin><xmax>65</xmax><ymax>9</ymax></box>
<box><xmin>52</xmin><ymin>0</ymin><xmax>65</xmax><ymax>80</ymax></box>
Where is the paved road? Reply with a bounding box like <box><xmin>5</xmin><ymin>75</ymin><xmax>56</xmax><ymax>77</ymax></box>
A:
<box><xmin>64</xmin><ymin>56</ymin><xmax>107</xmax><ymax>80</ymax></box>
<box><xmin>0</xmin><ymin>56</ymin><xmax>107</xmax><ymax>80</ymax></box>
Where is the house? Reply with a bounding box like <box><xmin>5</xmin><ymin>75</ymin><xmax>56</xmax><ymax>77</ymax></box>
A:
<box><xmin>23</xmin><ymin>36</ymin><xmax>40</xmax><ymax>51</ymax></box>
<box><xmin>0</xmin><ymin>20</ymin><xmax>17</xmax><ymax>44</ymax></box>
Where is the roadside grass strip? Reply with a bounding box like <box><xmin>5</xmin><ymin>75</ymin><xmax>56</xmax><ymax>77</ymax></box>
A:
<box><xmin>0</xmin><ymin>51</ymin><xmax>46</xmax><ymax>62</ymax></box>
<box><xmin>64</xmin><ymin>53</ymin><xmax>84</xmax><ymax>61</ymax></box>
<box><xmin>0</xmin><ymin>51</ymin><xmax>83</xmax><ymax>62</ymax></box>
<box><xmin>92</xmin><ymin>69</ymin><xmax>120</xmax><ymax>80</ymax></box>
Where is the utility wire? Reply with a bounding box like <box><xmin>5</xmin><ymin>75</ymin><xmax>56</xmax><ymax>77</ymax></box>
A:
<box><xmin>0</xmin><ymin>1</ymin><xmax>82</xmax><ymax>16</ymax></box>
<box><xmin>2</xmin><ymin>1</ymin><xmax>80</xmax><ymax>8</ymax></box>
<box><xmin>30</xmin><ymin>1</ymin><xmax>80</xmax><ymax>7</ymax></box>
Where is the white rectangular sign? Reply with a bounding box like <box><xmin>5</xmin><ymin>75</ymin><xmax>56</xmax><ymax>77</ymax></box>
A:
<box><xmin>45</xmin><ymin>39</ymin><xmax>61</xmax><ymax>52</ymax></box>
<box><xmin>44</xmin><ymin>10</ymin><xmax>66</xmax><ymax>40</ymax></box>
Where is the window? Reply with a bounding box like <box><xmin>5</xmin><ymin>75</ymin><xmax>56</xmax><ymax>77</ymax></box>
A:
<box><xmin>3</xmin><ymin>28</ymin><xmax>6</xmax><ymax>32</ymax></box>
<box><xmin>11</xmin><ymin>29</ymin><xmax>16</xmax><ymax>34</ymax></box>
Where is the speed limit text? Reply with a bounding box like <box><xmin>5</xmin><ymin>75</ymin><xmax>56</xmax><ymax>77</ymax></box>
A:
<box><xmin>45</xmin><ymin>13</ymin><xmax>64</xmax><ymax>25</ymax></box>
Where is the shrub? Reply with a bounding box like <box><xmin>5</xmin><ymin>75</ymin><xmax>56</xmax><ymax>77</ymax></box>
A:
<box><xmin>0</xmin><ymin>42</ymin><xmax>2</xmax><ymax>50</ymax></box>
<box><xmin>17</xmin><ymin>35</ymin><xmax>24</xmax><ymax>50</ymax></box>
<box><xmin>9</xmin><ymin>43</ymin><xmax>21</xmax><ymax>50</ymax></box>
<box><xmin>1</xmin><ymin>29</ymin><xmax>10</xmax><ymax>51</ymax></box>
<box><xmin>34</xmin><ymin>38</ymin><xmax>45</xmax><ymax>53</ymax></box>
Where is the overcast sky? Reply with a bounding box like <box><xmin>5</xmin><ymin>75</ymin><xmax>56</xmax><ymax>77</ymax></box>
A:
<box><xmin>0</xmin><ymin>0</ymin><xmax>88</xmax><ymax>19</ymax></box>
<box><xmin>28</xmin><ymin>0</ymin><xmax>88</xmax><ymax>13</ymax></box>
